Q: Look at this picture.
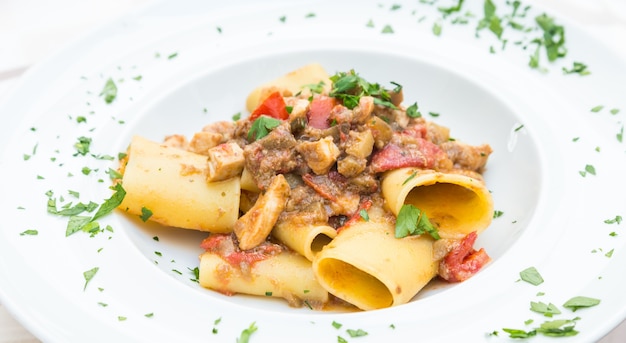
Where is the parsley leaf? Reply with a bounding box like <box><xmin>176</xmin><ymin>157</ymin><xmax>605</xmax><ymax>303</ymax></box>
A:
<box><xmin>438</xmin><ymin>0</ymin><xmax>465</xmax><ymax>16</ymax></box>
<box><xmin>83</xmin><ymin>267</ymin><xmax>99</xmax><ymax>291</ymax></box>
<box><xmin>477</xmin><ymin>0</ymin><xmax>503</xmax><ymax>39</ymax></box>
<box><xmin>530</xmin><ymin>301</ymin><xmax>561</xmax><ymax>317</ymax></box>
<box><xmin>140</xmin><ymin>206</ymin><xmax>153</xmax><ymax>222</ymax></box>
<box><xmin>562</xmin><ymin>62</ymin><xmax>590</xmax><ymax>75</ymax></box>
<box><xmin>100</xmin><ymin>78</ymin><xmax>118</xmax><ymax>104</ymax></box>
<box><xmin>562</xmin><ymin>296</ymin><xmax>600</xmax><ymax>311</ymax></box>
<box><xmin>535</xmin><ymin>14</ymin><xmax>566</xmax><ymax>62</ymax></box>
<box><xmin>329</xmin><ymin>70</ymin><xmax>397</xmax><ymax>109</ymax></box>
<box><xmin>248</xmin><ymin>116</ymin><xmax>281</xmax><ymax>141</ymax></box>
<box><xmin>236</xmin><ymin>322</ymin><xmax>258</xmax><ymax>343</ymax></box>
<box><xmin>395</xmin><ymin>204</ymin><xmax>440</xmax><ymax>239</ymax></box>
<box><xmin>406</xmin><ymin>102</ymin><xmax>421</xmax><ymax>118</ymax></box>
<box><xmin>92</xmin><ymin>183</ymin><xmax>126</xmax><ymax>222</ymax></box>
<box><xmin>502</xmin><ymin>328</ymin><xmax>536</xmax><ymax>338</ymax></box>
<box><xmin>520</xmin><ymin>266</ymin><xmax>544</xmax><ymax>285</ymax></box>
<box><xmin>347</xmin><ymin>329</ymin><xmax>368</xmax><ymax>337</ymax></box>
<box><xmin>73</xmin><ymin>136</ymin><xmax>92</xmax><ymax>156</ymax></box>
<box><xmin>536</xmin><ymin>318</ymin><xmax>579</xmax><ymax>337</ymax></box>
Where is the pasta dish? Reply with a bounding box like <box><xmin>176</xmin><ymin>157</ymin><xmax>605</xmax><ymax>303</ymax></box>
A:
<box><xmin>115</xmin><ymin>63</ymin><xmax>494</xmax><ymax>311</ymax></box>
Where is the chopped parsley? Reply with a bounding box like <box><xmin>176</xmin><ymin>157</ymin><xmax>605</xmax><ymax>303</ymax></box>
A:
<box><xmin>604</xmin><ymin>215</ymin><xmax>623</xmax><ymax>225</ymax></box>
<box><xmin>73</xmin><ymin>136</ymin><xmax>92</xmax><ymax>156</ymax></box>
<box><xmin>189</xmin><ymin>267</ymin><xmax>200</xmax><ymax>283</ymax></box>
<box><xmin>100</xmin><ymin>78</ymin><xmax>118</xmax><ymax>104</ymax></box>
<box><xmin>56</xmin><ymin>183</ymin><xmax>126</xmax><ymax>236</ymax></box>
<box><xmin>248</xmin><ymin>116</ymin><xmax>281</xmax><ymax>141</ymax></box>
<box><xmin>591</xmin><ymin>105</ymin><xmax>604</xmax><ymax>113</ymax></box>
<box><xmin>562</xmin><ymin>296</ymin><xmax>600</xmax><ymax>311</ymax></box>
<box><xmin>140</xmin><ymin>206</ymin><xmax>153</xmax><ymax>222</ymax></box>
<box><xmin>432</xmin><ymin>21</ymin><xmax>442</xmax><ymax>36</ymax></box>
<box><xmin>477</xmin><ymin>0</ymin><xmax>504</xmax><ymax>39</ymax></box>
<box><xmin>530</xmin><ymin>301</ymin><xmax>561</xmax><ymax>317</ymax></box>
<box><xmin>504</xmin><ymin>318</ymin><xmax>580</xmax><ymax>338</ymax></box>
<box><xmin>381</xmin><ymin>25</ymin><xmax>394</xmax><ymax>34</ymax></box>
<box><xmin>346</xmin><ymin>328</ymin><xmax>368</xmax><ymax>337</ymax></box>
<box><xmin>519</xmin><ymin>266</ymin><xmax>544</xmax><ymax>285</ymax></box>
<box><xmin>395</xmin><ymin>204</ymin><xmax>440</xmax><ymax>240</ymax></box>
<box><xmin>329</xmin><ymin>70</ymin><xmax>397</xmax><ymax>109</ymax></box>
<box><xmin>83</xmin><ymin>267</ymin><xmax>99</xmax><ymax>290</ymax></box>
<box><xmin>406</xmin><ymin>103</ymin><xmax>422</xmax><ymax>118</ymax></box>
<box><xmin>19</xmin><ymin>229</ymin><xmax>38</xmax><ymax>236</ymax></box>
<box><xmin>236</xmin><ymin>322</ymin><xmax>258</xmax><ymax>343</ymax></box>
<box><xmin>438</xmin><ymin>0</ymin><xmax>465</xmax><ymax>16</ymax></box>
<box><xmin>92</xmin><ymin>183</ymin><xmax>126</xmax><ymax>222</ymax></box>
<box><xmin>562</xmin><ymin>62</ymin><xmax>590</xmax><ymax>75</ymax></box>
<box><xmin>359</xmin><ymin>209</ymin><xmax>369</xmax><ymax>221</ymax></box>
<box><xmin>579</xmin><ymin>164</ymin><xmax>596</xmax><ymax>177</ymax></box>
<box><xmin>535</xmin><ymin>14</ymin><xmax>566</xmax><ymax>62</ymax></box>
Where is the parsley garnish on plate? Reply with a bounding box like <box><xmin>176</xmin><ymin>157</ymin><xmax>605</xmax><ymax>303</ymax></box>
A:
<box><xmin>563</xmin><ymin>296</ymin><xmax>601</xmax><ymax>311</ymax></box>
<box><xmin>519</xmin><ymin>266</ymin><xmax>544</xmax><ymax>285</ymax></box>
<box><xmin>100</xmin><ymin>78</ymin><xmax>117</xmax><ymax>104</ymax></box>
<box><xmin>83</xmin><ymin>267</ymin><xmax>99</xmax><ymax>291</ymax></box>
<box><xmin>236</xmin><ymin>322</ymin><xmax>258</xmax><ymax>343</ymax></box>
<box><xmin>563</xmin><ymin>61</ymin><xmax>591</xmax><ymax>75</ymax></box>
<box><xmin>530</xmin><ymin>301</ymin><xmax>561</xmax><ymax>317</ymax></box>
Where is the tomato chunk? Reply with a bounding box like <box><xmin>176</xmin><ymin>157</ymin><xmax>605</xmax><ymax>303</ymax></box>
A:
<box><xmin>307</xmin><ymin>96</ymin><xmax>336</xmax><ymax>129</ymax></box>
<box><xmin>250</xmin><ymin>91</ymin><xmax>290</xmax><ymax>121</ymax></box>
<box><xmin>438</xmin><ymin>231</ymin><xmax>491</xmax><ymax>282</ymax></box>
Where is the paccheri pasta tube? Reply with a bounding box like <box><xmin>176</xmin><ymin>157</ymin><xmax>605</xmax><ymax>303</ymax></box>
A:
<box><xmin>273</xmin><ymin>215</ymin><xmax>337</xmax><ymax>262</ymax></box>
<box><xmin>199</xmin><ymin>234</ymin><xmax>328</xmax><ymax>308</ymax></box>
<box><xmin>381</xmin><ymin>168</ymin><xmax>493</xmax><ymax>239</ymax></box>
<box><xmin>312</xmin><ymin>207</ymin><xmax>437</xmax><ymax>310</ymax></box>
<box><xmin>118</xmin><ymin>136</ymin><xmax>240</xmax><ymax>232</ymax></box>
<box><xmin>116</xmin><ymin>63</ymin><xmax>495</xmax><ymax>311</ymax></box>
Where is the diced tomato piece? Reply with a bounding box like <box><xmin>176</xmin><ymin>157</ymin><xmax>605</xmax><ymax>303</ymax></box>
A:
<box><xmin>307</xmin><ymin>96</ymin><xmax>336</xmax><ymax>129</ymax></box>
<box><xmin>370</xmin><ymin>140</ymin><xmax>440</xmax><ymax>172</ymax></box>
<box><xmin>301</xmin><ymin>173</ymin><xmax>338</xmax><ymax>202</ymax></box>
<box><xmin>438</xmin><ymin>231</ymin><xmax>491</xmax><ymax>282</ymax></box>
<box><xmin>250</xmin><ymin>91</ymin><xmax>290</xmax><ymax>120</ymax></box>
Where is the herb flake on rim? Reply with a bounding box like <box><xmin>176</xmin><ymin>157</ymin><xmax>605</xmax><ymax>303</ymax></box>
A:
<box><xmin>519</xmin><ymin>266</ymin><xmax>544</xmax><ymax>285</ymax></box>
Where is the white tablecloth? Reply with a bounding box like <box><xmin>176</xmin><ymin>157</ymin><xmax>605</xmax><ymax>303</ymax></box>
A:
<box><xmin>1</xmin><ymin>0</ymin><xmax>626</xmax><ymax>342</ymax></box>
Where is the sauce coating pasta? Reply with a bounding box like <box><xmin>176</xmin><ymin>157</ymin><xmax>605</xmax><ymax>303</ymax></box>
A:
<box><xmin>115</xmin><ymin>63</ymin><xmax>495</xmax><ymax>310</ymax></box>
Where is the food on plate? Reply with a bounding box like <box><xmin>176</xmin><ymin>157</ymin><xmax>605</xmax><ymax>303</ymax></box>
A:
<box><xmin>114</xmin><ymin>63</ymin><xmax>494</xmax><ymax>310</ymax></box>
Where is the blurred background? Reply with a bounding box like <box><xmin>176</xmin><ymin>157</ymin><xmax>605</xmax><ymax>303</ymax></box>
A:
<box><xmin>1</xmin><ymin>0</ymin><xmax>625</xmax><ymax>342</ymax></box>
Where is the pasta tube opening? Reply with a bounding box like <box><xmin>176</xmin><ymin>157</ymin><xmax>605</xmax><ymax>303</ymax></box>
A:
<box><xmin>382</xmin><ymin>168</ymin><xmax>493</xmax><ymax>239</ymax></box>
<box><xmin>312</xmin><ymin>209</ymin><xmax>437</xmax><ymax>310</ymax></box>
<box><xmin>315</xmin><ymin>258</ymin><xmax>393</xmax><ymax>310</ymax></box>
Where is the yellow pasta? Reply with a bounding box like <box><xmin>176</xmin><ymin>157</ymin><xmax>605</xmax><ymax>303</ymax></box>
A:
<box><xmin>118</xmin><ymin>135</ymin><xmax>240</xmax><ymax>232</ymax></box>
<box><xmin>199</xmin><ymin>248</ymin><xmax>328</xmax><ymax>308</ymax></box>
<box><xmin>272</xmin><ymin>218</ymin><xmax>337</xmax><ymax>262</ymax></box>
<box><xmin>381</xmin><ymin>168</ymin><xmax>493</xmax><ymax>239</ymax></box>
<box><xmin>312</xmin><ymin>207</ymin><xmax>437</xmax><ymax>310</ymax></box>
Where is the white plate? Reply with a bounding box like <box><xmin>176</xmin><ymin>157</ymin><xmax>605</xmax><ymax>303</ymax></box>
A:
<box><xmin>1</xmin><ymin>0</ymin><xmax>625</xmax><ymax>342</ymax></box>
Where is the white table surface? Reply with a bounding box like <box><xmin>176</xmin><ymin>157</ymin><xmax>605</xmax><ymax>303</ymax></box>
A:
<box><xmin>1</xmin><ymin>0</ymin><xmax>626</xmax><ymax>342</ymax></box>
